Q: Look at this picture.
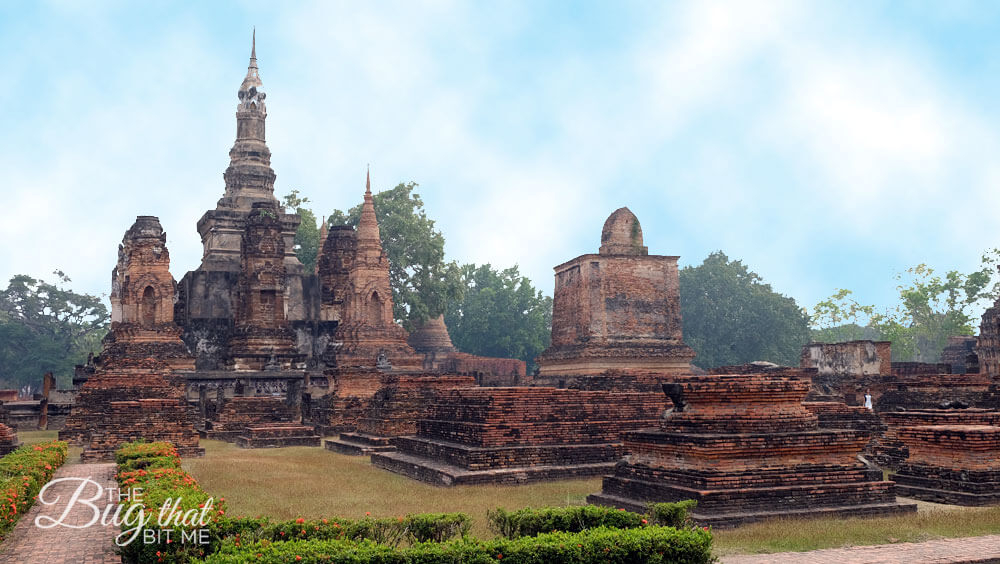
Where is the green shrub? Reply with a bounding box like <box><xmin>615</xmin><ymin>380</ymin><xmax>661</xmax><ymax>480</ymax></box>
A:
<box><xmin>0</xmin><ymin>441</ymin><xmax>68</xmax><ymax>542</ymax></box>
<box><xmin>195</xmin><ymin>525</ymin><xmax>715</xmax><ymax>564</ymax></box>
<box><xmin>486</xmin><ymin>504</ymin><xmax>642</xmax><ymax>538</ymax></box>
<box><xmin>402</xmin><ymin>512</ymin><xmax>471</xmax><ymax>543</ymax></box>
<box><xmin>648</xmin><ymin>500</ymin><xmax>697</xmax><ymax>528</ymax></box>
<box><xmin>115</xmin><ymin>441</ymin><xmax>223</xmax><ymax>564</ymax></box>
<box><xmin>488</xmin><ymin>502</ymin><xmax>699</xmax><ymax>539</ymax></box>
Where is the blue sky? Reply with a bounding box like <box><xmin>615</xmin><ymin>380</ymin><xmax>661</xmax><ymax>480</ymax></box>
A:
<box><xmin>2</xmin><ymin>1</ymin><xmax>1000</xmax><ymax>325</ymax></box>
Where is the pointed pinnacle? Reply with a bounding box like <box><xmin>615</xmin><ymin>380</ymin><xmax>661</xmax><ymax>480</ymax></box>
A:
<box><xmin>366</xmin><ymin>166</ymin><xmax>371</xmax><ymax>195</ymax></box>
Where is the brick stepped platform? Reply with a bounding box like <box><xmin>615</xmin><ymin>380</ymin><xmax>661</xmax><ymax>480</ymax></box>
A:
<box><xmin>325</xmin><ymin>432</ymin><xmax>397</xmax><ymax>455</ymax></box>
<box><xmin>203</xmin><ymin>396</ymin><xmax>296</xmax><ymax>442</ymax></box>
<box><xmin>372</xmin><ymin>449</ymin><xmax>616</xmax><ymax>486</ymax></box>
<box><xmin>893</xmin><ymin>424</ymin><xmax>1000</xmax><ymax>505</ymax></box>
<box><xmin>588</xmin><ymin>374</ymin><xmax>916</xmax><ymax>527</ymax></box>
<box><xmin>371</xmin><ymin>387</ymin><xmax>664</xmax><ymax>486</ymax></box>
<box><xmin>873</xmin><ymin>409</ymin><xmax>1000</xmax><ymax>468</ymax></box>
<box><xmin>235</xmin><ymin>423</ymin><xmax>321</xmax><ymax>448</ymax></box>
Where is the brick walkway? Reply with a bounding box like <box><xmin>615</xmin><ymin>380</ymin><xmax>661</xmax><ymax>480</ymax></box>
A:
<box><xmin>721</xmin><ymin>535</ymin><xmax>1000</xmax><ymax>564</ymax></box>
<box><xmin>0</xmin><ymin>462</ymin><xmax>121</xmax><ymax>563</ymax></box>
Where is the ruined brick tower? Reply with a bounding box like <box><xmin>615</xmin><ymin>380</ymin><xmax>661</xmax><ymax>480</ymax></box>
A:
<box><xmin>226</xmin><ymin>200</ymin><xmax>303</xmax><ymax>370</ymax></box>
<box><xmin>103</xmin><ymin>216</ymin><xmax>193</xmax><ymax>370</ymax></box>
<box><xmin>321</xmin><ymin>172</ymin><xmax>421</xmax><ymax>371</ymax></box>
<box><xmin>536</xmin><ymin>207</ymin><xmax>695</xmax><ymax>376</ymax></box>
<box><xmin>61</xmin><ymin>217</ymin><xmax>202</xmax><ymax>460</ymax></box>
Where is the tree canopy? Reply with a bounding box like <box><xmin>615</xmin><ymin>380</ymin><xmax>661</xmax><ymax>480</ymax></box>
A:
<box><xmin>283</xmin><ymin>190</ymin><xmax>321</xmax><ymax>274</ymax></box>
<box><xmin>811</xmin><ymin>251</ymin><xmax>1000</xmax><ymax>362</ymax></box>
<box><xmin>443</xmin><ymin>263</ymin><xmax>552</xmax><ymax>374</ymax></box>
<box><xmin>680</xmin><ymin>252</ymin><xmax>811</xmax><ymax>369</ymax></box>
<box><xmin>0</xmin><ymin>272</ymin><xmax>108</xmax><ymax>388</ymax></box>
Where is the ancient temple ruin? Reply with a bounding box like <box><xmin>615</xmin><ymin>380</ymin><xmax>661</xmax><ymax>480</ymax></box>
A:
<box><xmin>61</xmin><ymin>217</ymin><xmax>203</xmax><ymax>460</ymax></box>
<box><xmin>535</xmin><ymin>207</ymin><xmax>694</xmax><ymax>383</ymax></box>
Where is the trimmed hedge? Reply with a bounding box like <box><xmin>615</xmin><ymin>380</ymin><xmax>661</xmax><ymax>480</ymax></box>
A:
<box><xmin>195</xmin><ymin>525</ymin><xmax>715</xmax><ymax>564</ymax></box>
<box><xmin>115</xmin><ymin>441</ymin><xmax>223</xmax><ymax>563</ymax></box>
<box><xmin>487</xmin><ymin>501</ymin><xmax>697</xmax><ymax>539</ymax></box>
<box><xmin>0</xmin><ymin>441</ymin><xmax>69</xmax><ymax>542</ymax></box>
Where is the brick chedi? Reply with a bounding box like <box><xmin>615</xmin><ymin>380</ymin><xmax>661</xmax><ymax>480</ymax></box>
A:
<box><xmin>104</xmin><ymin>216</ymin><xmax>194</xmax><ymax>371</ymax></box>
<box><xmin>371</xmin><ymin>387</ymin><xmax>664</xmax><ymax>486</ymax></box>
<box><xmin>587</xmin><ymin>372</ymin><xmax>916</xmax><ymax>527</ymax></box>
<box><xmin>535</xmin><ymin>207</ymin><xmax>694</xmax><ymax>380</ymax></box>
<box><xmin>71</xmin><ymin>358</ymin><xmax>203</xmax><ymax>462</ymax></box>
<box><xmin>176</xmin><ymin>35</ymin><xmax>305</xmax><ymax>369</ymax></box>
<box><xmin>61</xmin><ymin>217</ymin><xmax>203</xmax><ymax>460</ymax></box>
<box><xmin>979</xmin><ymin>281</ymin><xmax>1000</xmax><ymax>378</ymax></box>
<box><xmin>318</xmin><ymin>172</ymin><xmax>421</xmax><ymax>371</ymax></box>
<box><xmin>226</xmin><ymin>200</ymin><xmax>304</xmax><ymax>370</ymax></box>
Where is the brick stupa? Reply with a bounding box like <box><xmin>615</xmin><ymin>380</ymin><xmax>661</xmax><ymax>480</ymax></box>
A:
<box><xmin>588</xmin><ymin>372</ymin><xmax>917</xmax><ymax>527</ymax></box>
<box><xmin>535</xmin><ymin>207</ymin><xmax>694</xmax><ymax>383</ymax></box>
<box><xmin>60</xmin><ymin>216</ymin><xmax>204</xmax><ymax>460</ymax></box>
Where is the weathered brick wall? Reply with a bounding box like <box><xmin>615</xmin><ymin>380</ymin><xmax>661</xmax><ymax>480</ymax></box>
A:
<box><xmin>206</xmin><ymin>396</ymin><xmax>296</xmax><ymax>440</ymax></box>
<box><xmin>940</xmin><ymin>336</ymin><xmax>979</xmax><ymax>375</ymax></box>
<box><xmin>60</xmin><ymin>359</ymin><xmax>189</xmax><ymax>446</ymax></box>
<box><xmin>83</xmin><ymin>398</ymin><xmax>202</xmax><ymax>461</ymax></box>
<box><xmin>415</xmin><ymin>387</ymin><xmax>664</xmax><ymax>448</ymax></box>
<box><xmin>357</xmin><ymin>374</ymin><xmax>475</xmax><ymax>437</ymax></box>
<box><xmin>893</xmin><ymin>422</ymin><xmax>1000</xmax><ymax>504</ymax></box>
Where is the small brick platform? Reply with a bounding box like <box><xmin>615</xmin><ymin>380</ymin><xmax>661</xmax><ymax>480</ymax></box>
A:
<box><xmin>873</xmin><ymin>409</ymin><xmax>1000</xmax><ymax>468</ymax></box>
<box><xmin>203</xmin><ymin>396</ymin><xmax>296</xmax><ymax>442</ymax></box>
<box><xmin>0</xmin><ymin>424</ymin><xmax>20</xmax><ymax>456</ymax></box>
<box><xmin>893</xmin><ymin>424</ymin><xmax>1000</xmax><ymax>505</ymax></box>
<box><xmin>588</xmin><ymin>374</ymin><xmax>916</xmax><ymax>527</ymax></box>
<box><xmin>235</xmin><ymin>423</ymin><xmax>321</xmax><ymax>448</ymax></box>
<box><xmin>325</xmin><ymin>432</ymin><xmax>397</xmax><ymax>455</ymax></box>
<box><xmin>371</xmin><ymin>387</ymin><xmax>663</xmax><ymax>486</ymax></box>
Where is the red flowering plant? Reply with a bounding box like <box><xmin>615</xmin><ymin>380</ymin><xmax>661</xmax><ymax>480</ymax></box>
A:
<box><xmin>0</xmin><ymin>441</ymin><xmax>68</xmax><ymax>542</ymax></box>
<box><xmin>114</xmin><ymin>441</ymin><xmax>224</xmax><ymax>564</ymax></box>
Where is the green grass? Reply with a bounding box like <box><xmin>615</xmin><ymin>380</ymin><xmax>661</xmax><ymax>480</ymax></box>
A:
<box><xmin>17</xmin><ymin>430</ymin><xmax>82</xmax><ymax>461</ymax></box>
<box><xmin>183</xmin><ymin>440</ymin><xmax>599</xmax><ymax>539</ymax></box>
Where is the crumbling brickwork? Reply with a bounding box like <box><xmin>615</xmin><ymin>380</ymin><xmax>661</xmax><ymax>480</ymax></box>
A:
<box><xmin>940</xmin><ymin>336</ymin><xmax>979</xmax><ymax>375</ymax></box>
<box><xmin>409</xmin><ymin>316</ymin><xmax>526</xmax><ymax>386</ymax></box>
<box><xmin>800</xmin><ymin>341</ymin><xmax>891</xmax><ymax>404</ymax></box>
<box><xmin>893</xmin><ymin>422</ymin><xmax>1000</xmax><ymax>505</ymax></box>
<box><xmin>371</xmin><ymin>387</ymin><xmax>664</xmax><ymax>486</ymax></box>
<box><xmin>587</xmin><ymin>372</ymin><xmax>916</xmax><ymax>527</ymax></box>
<box><xmin>535</xmin><ymin>208</ymin><xmax>694</xmax><ymax>378</ymax></box>
<box><xmin>203</xmin><ymin>396</ymin><xmax>296</xmax><ymax>442</ymax></box>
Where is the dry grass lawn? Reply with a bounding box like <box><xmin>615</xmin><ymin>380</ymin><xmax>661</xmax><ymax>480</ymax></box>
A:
<box><xmin>183</xmin><ymin>439</ymin><xmax>598</xmax><ymax>538</ymax></box>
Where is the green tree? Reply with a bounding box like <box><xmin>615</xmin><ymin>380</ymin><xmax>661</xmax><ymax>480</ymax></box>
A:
<box><xmin>680</xmin><ymin>252</ymin><xmax>811</xmax><ymax>369</ymax></box>
<box><xmin>811</xmin><ymin>251</ymin><xmax>1000</xmax><ymax>362</ymax></box>
<box><xmin>327</xmin><ymin>182</ymin><xmax>463</xmax><ymax>329</ymax></box>
<box><xmin>443</xmin><ymin>263</ymin><xmax>552</xmax><ymax>373</ymax></box>
<box><xmin>283</xmin><ymin>190</ymin><xmax>321</xmax><ymax>273</ymax></box>
<box><xmin>0</xmin><ymin>272</ymin><xmax>108</xmax><ymax>388</ymax></box>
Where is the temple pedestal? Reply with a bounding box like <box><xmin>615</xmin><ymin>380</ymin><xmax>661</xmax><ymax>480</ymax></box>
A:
<box><xmin>588</xmin><ymin>374</ymin><xmax>916</xmax><ymax>527</ymax></box>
